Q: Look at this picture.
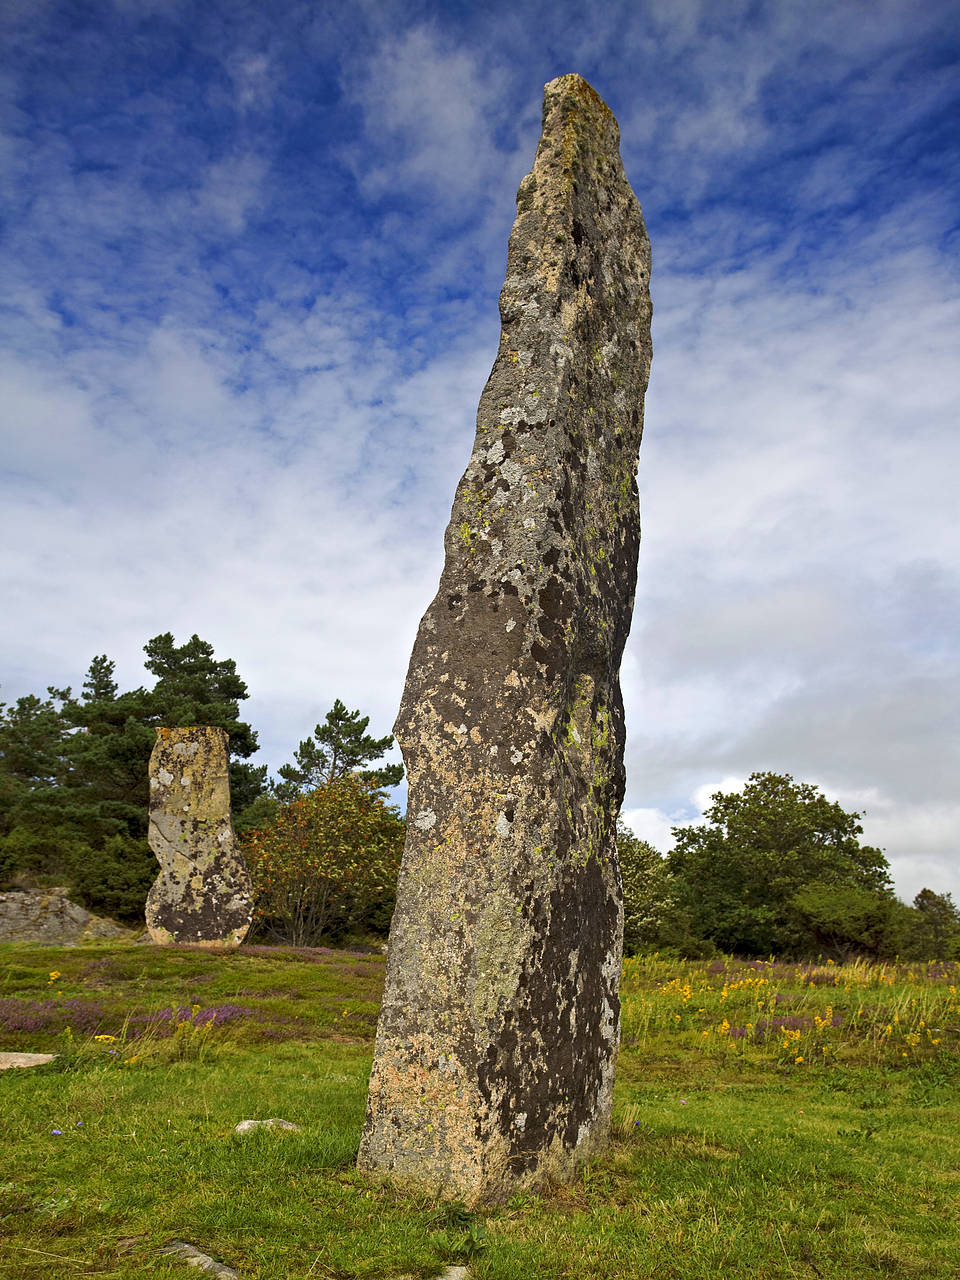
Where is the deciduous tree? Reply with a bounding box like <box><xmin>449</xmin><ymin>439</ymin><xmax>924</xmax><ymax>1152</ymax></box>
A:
<box><xmin>668</xmin><ymin>772</ymin><xmax>893</xmax><ymax>957</ymax></box>
<box><xmin>241</xmin><ymin>776</ymin><xmax>405</xmax><ymax>945</ymax></box>
<box><xmin>617</xmin><ymin>821</ymin><xmax>697</xmax><ymax>955</ymax></box>
<box><xmin>908</xmin><ymin>888</ymin><xmax>960</xmax><ymax>959</ymax></box>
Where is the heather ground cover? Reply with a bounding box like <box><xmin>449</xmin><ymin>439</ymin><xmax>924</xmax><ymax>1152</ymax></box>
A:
<box><xmin>1</xmin><ymin>943</ymin><xmax>958</xmax><ymax>1279</ymax></box>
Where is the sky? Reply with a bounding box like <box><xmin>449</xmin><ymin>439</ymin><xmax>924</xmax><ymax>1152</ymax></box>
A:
<box><xmin>1</xmin><ymin>0</ymin><xmax>958</xmax><ymax>903</ymax></box>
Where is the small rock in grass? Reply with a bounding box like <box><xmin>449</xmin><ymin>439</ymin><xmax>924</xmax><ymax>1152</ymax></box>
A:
<box><xmin>0</xmin><ymin>1052</ymin><xmax>56</xmax><ymax>1069</ymax></box>
<box><xmin>161</xmin><ymin>1241</ymin><xmax>238</xmax><ymax>1278</ymax></box>
<box><xmin>436</xmin><ymin>1268</ymin><xmax>471</xmax><ymax>1280</ymax></box>
<box><xmin>234</xmin><ymin>1117</ymin><xmax>301</xmax><ymax>1133</ymax></box>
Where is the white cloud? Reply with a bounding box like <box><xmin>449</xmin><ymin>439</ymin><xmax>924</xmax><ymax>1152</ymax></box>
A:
<box><xmin>618</xmin><ymin>200</ymin><xmax>959</xmax><ymax>902</ymax></box>
<box><xmin>690</xmin><ymin>777</ymin><xmax>747</xmax><ymax>812</ymax></box>
<box><xmin>339</xmin><ymin>25</ymin><xmax>521</xmax><ymax>211</ymax></box>
<box><xmin>228</xmin><ymin>53</ymin><xmax>273</xmax><ymax>111</ymax></box>
<box><xmin>619</xmin><ymin>807</ymin><xmax>681</xmax><ymax>853</ymax></box>
<box><xmin>191</xmin><ymin>153</ymin><xmax>269</xmax><ymax>232</ymax></box>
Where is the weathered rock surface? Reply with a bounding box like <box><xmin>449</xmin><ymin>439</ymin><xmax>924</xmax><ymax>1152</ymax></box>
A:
<box><xmin>0</xmin><ymin>887</ymin><xmax>131</xmax><ymax>945</ymax></box>
<box><xmin>358</xmin><ymin>73</ymin><xmax>652</xmax><ymax>1205</ymax></box>
<box><xmin>145</xmin><ymin>727</ymin><xmax>253</xmax><ymax>948</ymax></box>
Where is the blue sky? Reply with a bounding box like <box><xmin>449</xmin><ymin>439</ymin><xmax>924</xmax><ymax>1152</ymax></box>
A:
<box><xmin>1</xmin><ymin>0</ymin><xmax>958</xmax><ymax>901</ymax></box>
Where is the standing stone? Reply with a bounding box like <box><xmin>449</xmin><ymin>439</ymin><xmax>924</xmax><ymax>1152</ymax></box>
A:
<box><xmin>358</xmin><ymin>74</ymin><xmax>652</xmax><ymax>1204</ymax></box>
<box><xmin>145</xmin><ymin>727</ymin><xmax>253</xmax><ymax>948</ymax></box>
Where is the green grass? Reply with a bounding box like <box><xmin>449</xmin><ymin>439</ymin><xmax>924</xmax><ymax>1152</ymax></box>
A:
<box><xmin>1</xmin><ymin>943</ymin><xmax>958</xmax><ymax>1278</ymax></box>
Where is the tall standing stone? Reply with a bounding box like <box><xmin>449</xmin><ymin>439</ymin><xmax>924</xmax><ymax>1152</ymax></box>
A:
<box><xmin>358</xmin><ymin>74</ymin><xmax>652</xmax><ymax>1204</ymax></box>
<box><xmin>145</xmin><ymin>727</ymin><xmax>253</xmax><ymax>948</ymax></box>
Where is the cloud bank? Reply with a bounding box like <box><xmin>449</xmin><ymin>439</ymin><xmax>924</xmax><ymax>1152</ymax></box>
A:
<box><xmin>1</xmin><ymin>0</ymin><xmax>958</xmax><ymax>902</ymax></box>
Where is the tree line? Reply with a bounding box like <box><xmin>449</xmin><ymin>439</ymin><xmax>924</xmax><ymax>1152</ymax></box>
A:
<box><xmin>619</xmin><ymin>772</ymin><xmax>959</xmax><ymax>961</ymax></box>
<box><xmin>1</xmin><ymin>634</ymin><xmax>957</xmax><ymax>958</ymax></box>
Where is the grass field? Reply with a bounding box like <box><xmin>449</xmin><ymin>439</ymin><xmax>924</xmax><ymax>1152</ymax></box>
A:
<box><xmin>1</xmin><ymin>942</ymin><xmax>958</xmax><ymax>1279</ymax></box>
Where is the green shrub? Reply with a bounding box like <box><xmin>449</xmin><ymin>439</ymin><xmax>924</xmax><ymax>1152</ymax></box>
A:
<box><xmin>66</xmin><ymin>833</ymin><xmax>155</xmax><ymax>923</ymax></box>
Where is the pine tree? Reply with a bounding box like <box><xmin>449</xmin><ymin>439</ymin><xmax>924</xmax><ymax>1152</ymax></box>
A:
<box><xmin>82</xmin><ymin>655</ymin><xmax>118</xmax><ymax>703</ymax></box>
<box><xmin>275</xmin><ymin>699</ymin><xmax>403</xmax><ymax>798</ymax></box>
<box><xmin>143</xmin><ymin>633</ymin><xmax>258</xmax><ymax>758</ymax></box>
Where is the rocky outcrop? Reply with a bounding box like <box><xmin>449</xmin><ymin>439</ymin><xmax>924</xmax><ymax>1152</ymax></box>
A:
<box><xmin>359</xmin><ymin>74</ymin><xmax>652</xmax><ymax>1204</ymax></box>
<box><xmin>0</xmin><ymin>887</ymin><xmax>131</xmax><ymax>945</ymax></box>
<box><xmin>145</xmin><ymin>727</ymin><xmax>253</xmax><ymax>948</ymax></box>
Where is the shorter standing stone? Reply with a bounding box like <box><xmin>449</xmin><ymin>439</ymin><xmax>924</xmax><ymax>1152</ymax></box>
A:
<box><xmin>145</xmin><ymin>727</ymin><xmax>253</xmax><ymax>948</ymax></box>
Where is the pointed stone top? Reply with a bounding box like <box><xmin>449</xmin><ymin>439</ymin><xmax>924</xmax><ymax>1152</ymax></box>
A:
<box><xmin>541</xmin><ymin>73</ymin><xmax>619</xmax><ymax>144</ymax></box>
<box><xmin>521</xmin><ymin>74</ymin><xmax>626</xmax><ymax>225</ymax></box>
<box><xmin>543</xmin><ymin>72</ymin><xmax>614</xmax><ymax>110</ymax></box>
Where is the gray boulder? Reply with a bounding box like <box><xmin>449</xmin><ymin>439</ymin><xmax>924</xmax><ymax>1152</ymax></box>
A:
<box><xmin>0</xmin><ymin>887</ymin><xmax>131</xmax><ymax>945</ymax></box>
